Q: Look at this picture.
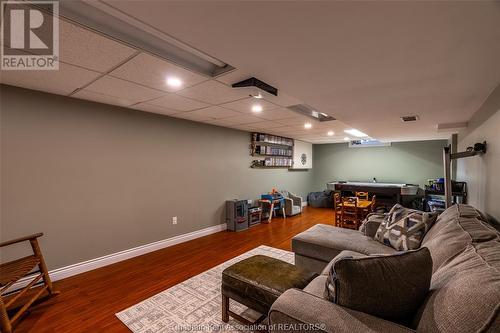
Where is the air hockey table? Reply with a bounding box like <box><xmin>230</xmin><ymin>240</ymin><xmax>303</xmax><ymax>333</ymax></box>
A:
<box><xmin>327</xmin><ymin>181</ymin><xmax>420</xmax><ymax>207</ymax></box>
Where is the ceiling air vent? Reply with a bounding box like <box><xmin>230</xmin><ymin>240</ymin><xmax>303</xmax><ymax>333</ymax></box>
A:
<box><xmin>232</xmin><ymin>77</ymin><xmax>278</xmax><ymax>96</ymax></box>
<box><xmin>287</xmin><ymin>104</ymin><xmax>336</xmax><ymax>122</ymax></box>
<box><xmin>400</xmin><ymin>115</ymin><xmax>419</xmax><ymax>122</ymax></box>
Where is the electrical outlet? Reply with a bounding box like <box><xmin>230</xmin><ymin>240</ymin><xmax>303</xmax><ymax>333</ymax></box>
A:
<box><xmin>172</xmin><ymin>216</ymin><xmax>177</xmax><ymax>225</ymax></box>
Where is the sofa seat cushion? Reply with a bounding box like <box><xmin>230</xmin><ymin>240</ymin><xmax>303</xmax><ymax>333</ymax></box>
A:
<box><xmin>270</xmin><ymin>289</ymin><xmax>417</xmax><ymax>333</ymax></box>
<box><xmin>414</xmin><ymin>242</ymin><xmax>500</xmax><ymax>333</ymax></box>
<box><xmin>374</xmin><ymin>204</ymin><xmax>438</xmax><ymax>251</ymax></box>
<box><xmin>292</xmin><ymin>224</ymin><xmax>396</xmax><ymax>263</ymax></box>
<box><xmin>325</xmin><ymin>248</ymin><xmax>433</xmax><ymax>325</ymax></box>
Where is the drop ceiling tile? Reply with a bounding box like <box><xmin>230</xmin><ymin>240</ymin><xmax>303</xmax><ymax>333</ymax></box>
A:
<box><xmin>230</xmin><ymin>124</ymin><xmax>260</xmax><ymax>132</ymax></box>
<box><xmin>60</xmin><ymin>20</ymin><xmax>137</xmax><ymax>73</ymax></box>
<box><xmin>306</xmin><ymin>126</ymin><xmax>331</xmax><ymax>133</ymax></box>
<box><xmin>201</xmin><ymin>118</ymin><xmax>246</xmax><ymax>127</ymax></box>
<box><xmin>289</xmin><ymin>123</ymin><xmax>321</xmax><ymax>132</ymax></box>
<box><xmin>0</xmin><ymin>62</ymin><xmax>101</xmax><ymax>95</ymax></box>
<box><xmin>147</xmin><ymin>94</ymin><xmax>209</xmax><ymax>111</ymax></box>
<box><xmin>300</xmin><ymin>135</ymin><xmax>331</xmax><ymax>140</ymax></box>
<box><xmin>169</xmin><ymin>112</ymin><xmax>207</xmax><ymax>121</ymax></box>
<box><xmin>176</xmin><ymin>106</ymin><xmax>241</xmax><ymax>120</ymax></box>
<box><xmin>84</xmin><ymin>76</ymin><xmax>165</xmax><ymax>104</ymax></box>
<box><xmin>73</xmin><ymin>89</ymin><xmax>133</xmax><ymax>107</ymax></box>
<box><xmin>110</xmin><ymin>53</ymin><xmax>209</xmax><ymax>92</ymax></box>
<box><xmin>220</xmin><ymin>97</ymin><xmax>279</xmax><ymax>114</ymax></box>
<box><xmin>248</xmin><ymin>121</ymin><xmax>286</xmax><ymax>130</ymax></box>
<box><xmin>131</xmin><ymin>103</ymin><xmax>178</xmax><ymax>116</ymax></box>
<box><xmin>265</xmin><ymin>130</ymin><xmax>291</xmax><ymax>137</ymax></box>
<box><xmin>314</xmin><ymin>131</ymin><xmax>338</xmax><ymax>138</ymax></box>
<box><xmin>255</xmin><ymin>107</ymin><xmax>298</xmax><ymax>121</ymax></box>
<box><xmin>203</xmin><ymin>120</ymin><xmax>235</xmax><ymax>129</ymax></box>
<box><xmin>285</xmin><ymin>129</ymin><xmax>311</xmax><ymax>135</ymax></box>
<box><xmin>265</xmin><ymin>92</ymin><xmax>302</xmax><ymax>107</ymax></box>
<box><xmin>310</xmin><ymin>120</ymin><xmax>341</xmax><ymax>129</ymax></box>
<box><xmin>221</xmin><ymin>114</ymin><xmax>265</xmax><ymax>125</ymax></box>
<box><xmin>265</xmin><ymin>126</ymin><xmax>296</xmax><ymax>135</ymax></box>
<box><xmin>275</xmin><ymin>115</ymin><xmax>315</xmax><ymax>126</ymax></box>
<box><xmin>176</xmin><ymin>80</ymin><xmax>249</xmax><ymax>104</ymax></box>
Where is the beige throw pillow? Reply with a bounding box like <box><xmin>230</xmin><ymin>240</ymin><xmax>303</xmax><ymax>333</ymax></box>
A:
<box><xmin>374</xmin><ymin>204</ymin><xmax>438</xmax><ymax>251</ymax></box>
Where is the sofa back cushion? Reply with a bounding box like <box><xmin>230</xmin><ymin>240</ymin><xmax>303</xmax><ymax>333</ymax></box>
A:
<box><xmin>414</xmin><ymin>242</ymin><xmax>500</xmax><ymax>332</ymax></box>
<box><xmin>422</xmin><ymin>204</ymin><xmax>499</xmax><ymax>272</ymax></box>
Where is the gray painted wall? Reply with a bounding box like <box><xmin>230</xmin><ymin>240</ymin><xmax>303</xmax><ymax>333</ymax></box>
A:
<box><xmin>0</xmin><ymin>85</ymin><xmax>312</xmax><ymax>270</ymax></box>
<box><xmin>312</xmin><ymin>140</ymin><xmax>446</xmax><ymax>191</ymax></box>
<box><xmin>456</xmin><ymin>83</ymin><xmax>500</xmax><ymax>223</ymax></box>
<box><xmin>0</xmin><ymin>84</ymin><xmax>450</xmax><ymax>271</ymax></box>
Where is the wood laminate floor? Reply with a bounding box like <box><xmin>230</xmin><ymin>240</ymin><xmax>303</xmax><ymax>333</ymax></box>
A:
<box><xmin>7</xmin><ymin>207</ymin><xmax>334</xmax><ymax>333</ymax></box>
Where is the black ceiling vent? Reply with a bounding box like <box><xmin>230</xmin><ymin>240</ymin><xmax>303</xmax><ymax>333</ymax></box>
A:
<box><xmin>401</xmin><ymin>115</ymin><xmax>419</xmax><ymax>122</ymax></box>
<box><xmin>287</xmin><ymin>104</ymin><xmax>336</xmax><ymax>122</ymax></box>
<box><xmin>231</xmin><ymin>77</ymin><xmax>278</xmax><ymax>96</ymax></box>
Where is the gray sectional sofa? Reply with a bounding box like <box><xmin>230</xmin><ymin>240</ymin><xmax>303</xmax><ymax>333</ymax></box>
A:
<box><xmin>268</xmin><ymin>204</ymin><xmax>500</xmax><ymax>332</ymax></box>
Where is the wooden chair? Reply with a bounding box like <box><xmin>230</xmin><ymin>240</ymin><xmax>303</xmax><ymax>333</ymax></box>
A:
<box><xmin>362</xmin><ymin>195</ymin><xmax>377</xmax><ymax>218</ymax></box>
<box><xmin>370</xmin><ymin>195</ymin><xmax>377</xmax><ymax>213</ymax></box>
<box><xmin>0</xmin><ymin>233</ymin><xmax>58</xmax><ymax>333</ymax></box>
<box><xmin>355</xmin><ymin>191</ymin><xmax>369</xmax><ymax>200</ymax></box>
<box><xmin>341</xmin><ymin>197</ymin><xmax>360</xmax><ymax>230</ymax></box>
<box><xmin>333</xmin><ymin>192</ymin><xmax>342</xmax><ymax>226</ymax></box>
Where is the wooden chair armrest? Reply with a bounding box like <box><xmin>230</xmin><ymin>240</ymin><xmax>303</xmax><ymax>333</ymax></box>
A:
<box><xmin>0</xmin><ymin>233</ymin><xmax>44</xmax><ymax>247</ymax></box>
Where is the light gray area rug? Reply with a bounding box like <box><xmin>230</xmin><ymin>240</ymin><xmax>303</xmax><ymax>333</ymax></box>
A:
<box><xmin>116</xmin><ymin>245</ymin><xmax>294</xmax><ymax>332</ymax></box>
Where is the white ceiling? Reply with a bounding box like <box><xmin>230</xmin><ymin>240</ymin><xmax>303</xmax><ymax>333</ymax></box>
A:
<box><xmin>101</xmin><ymin>0</ymin><xmax>500</xmax><ymax>142</ymax></box>
<box><xmin>2</xmin><ymin>1</ymin><xmax>499</xmax><ymax>144</ymax></box>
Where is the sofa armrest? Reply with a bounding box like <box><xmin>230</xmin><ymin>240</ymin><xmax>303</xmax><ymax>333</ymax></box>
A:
<box><xmin>289</xmin><ymin>193</ymin><xmax>303</xmax><ymax>207</ymax></box>
<box><xmin>269</xmin><ymin>289</ymin><xmax>415</xmax><ymax>333</ymax></box>
<box><xmin>284</xmin><ymin>198</ymin><xmax>293</xmax><ymax>214</ymax></box>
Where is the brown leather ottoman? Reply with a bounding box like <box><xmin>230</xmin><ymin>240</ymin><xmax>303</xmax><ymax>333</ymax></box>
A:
<box><xmin>221</xmin><ymin>254</ymin><xmax>317</xmax><ymax>324</ymax></box>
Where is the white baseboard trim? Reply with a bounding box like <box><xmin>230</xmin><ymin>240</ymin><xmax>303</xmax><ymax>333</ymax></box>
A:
<box><xmin>9</xmin><ymin>223</ymin><xmax>227</xmax><ymax>292</ymax></box>
<box><xmin>302</xmin><ymin>201</ymin><xmax>308</xmax><ymax>207</ymax></box>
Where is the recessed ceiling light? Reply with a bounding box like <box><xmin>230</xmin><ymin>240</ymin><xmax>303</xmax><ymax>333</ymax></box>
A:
<box><xmin>252</xmin><ymin>104</ymin><xmax>263</xmax><ymax>113</ymax></box>
<box><xmin>327</xmin><ymin>131</ymin><xmax>334</xmax><ymax>136</ymax></box>
<box><xmin>304</xmin><ymin>123</ymin><xmax>312</xmax><ymax>129</ymax></box>
<box><xmin>343</xmin><ymin>137</ymin><xmax>350</xmax><ymax>141</ymax></box>
<box><xmin>344</xmin><ymin>129</ymin><xmax>368</xmax><ymax>137</ymax></box>
<box><xmin>166</xmin><ymin>77</ymin><xmax>182</xmax><ymax>88</ymax></box>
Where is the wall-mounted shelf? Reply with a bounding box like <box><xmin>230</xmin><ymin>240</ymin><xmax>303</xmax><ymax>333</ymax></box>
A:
<box><xmin>253</xmin><ymin>141</ymin><xmax>293</xmax><ymax>147</ymax></box>
<box><xmin>250</xmin><ymin>133</ymin><xmax>294</xmax><ymax>168</ymax></box>
<box><xmin>250</xmin><ymin>165</ymin><xmax>291</xmax><ymax>169</ymax></box>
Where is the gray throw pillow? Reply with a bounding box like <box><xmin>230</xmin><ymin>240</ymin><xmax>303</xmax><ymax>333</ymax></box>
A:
<box><xmin>374</xmin><ymin>204</ymin><xmax>438</xmax><ymax>250</ymax></box>
<box><xmin>324</xmin><ymin>247</ymin><xmax>432</xmax><ymax>324</ymax></box>
<box><xmin>359</xmin><ymin>212</ymin><xmax>388</xmax><ymax>238</ymax></box>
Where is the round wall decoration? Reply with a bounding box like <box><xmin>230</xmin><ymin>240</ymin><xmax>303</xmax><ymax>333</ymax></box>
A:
<box><xmin>301</xmin><ymin>153</ymin><xmax>307</xmax><ymax>165</ymax></box>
